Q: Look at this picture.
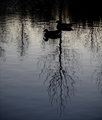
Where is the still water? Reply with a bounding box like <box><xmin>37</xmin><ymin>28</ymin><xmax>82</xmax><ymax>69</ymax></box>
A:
<box><xmin>0</xmin><ymin>8</ymin><xmax>102</xmax><ymax>120</ymax></box>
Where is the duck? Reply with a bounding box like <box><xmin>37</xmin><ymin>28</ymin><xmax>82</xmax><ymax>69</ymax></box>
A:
<box><xmin>56</xmin><ymin>21</ymin><xmax>73</xmax><ymax>31</ymax></box>
<box><xmin>43</xmin><ymin>29</ymin><xmax>61</xmax><ymax>41</ymax></box>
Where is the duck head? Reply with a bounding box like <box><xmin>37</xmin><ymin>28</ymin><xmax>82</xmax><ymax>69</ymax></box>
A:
<box><xmin>43</xmin><ymin>29</ymin><xmax>48</xmax><ymax>33</ymax></box>
<box><xmin>56</xmin><ymin>20</ymin><xmax>61</xmax><ymax>24</ymax></box>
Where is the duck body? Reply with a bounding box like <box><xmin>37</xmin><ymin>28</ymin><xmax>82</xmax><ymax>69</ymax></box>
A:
<box><xmin>57</xmin><ymin>21</ymin><xmax>73</xmax><ymax>31</ymax></box>
<box><xmin>43</xmin><ymin>29</ymin><xmax>61</xmax><ymax>41</ymax></box>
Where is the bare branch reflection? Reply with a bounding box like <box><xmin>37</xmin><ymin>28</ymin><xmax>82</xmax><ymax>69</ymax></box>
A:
<box><xmin>17</xmin><ymin>17</ymin><xmax>29</xmax><ymax>57</ymax></box>
<box><xmin>88</xmin><ymin>22</ymin><xmax>101</xmax><ymax>52</ymax></box>
<box><xmin>0</xmin><ymin>46</ymin><xmax>5</xmax><ymax>57</ymax></box>
<box><xmin>0</xmin><ymin>46</ymin><xmax>5</xmax><ymax>61</ymax></box>
<box><xmin>76</xmin><ymin>21</ymin><xmax>102</xmax><ymax>53</ymax></box>
<box><xmin>38</xmin><ymin>34</ymin><xmax>79</xmax><ymax>115</ymax></box>
<box><xmin>38</xmin><ymin>0</ymin><xmax>80</xmax><ymax>115</ymax></box>
<box><xmin>0</xmin><ymin>16</ymin><xmax>9</xmax><ymax>61</ymax></box>
<box><xmin>93</xmin><ymin>66</ymin><xmax>102</xmax><ymax>93</ymax></box>
<box><xmin>96</xmin><ymin>70</ymin><xmax>102</xmax><ymax>93</ymax></box>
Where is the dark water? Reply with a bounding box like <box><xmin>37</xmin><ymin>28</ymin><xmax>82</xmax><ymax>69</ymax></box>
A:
<box><xmin>0</xmin><ymin>1</ymin><xmax>102</xmax><ymax>120</ymax></box>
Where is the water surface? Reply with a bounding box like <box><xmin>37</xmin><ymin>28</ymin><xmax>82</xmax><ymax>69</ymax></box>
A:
<box><xmin>0</xmin><ymin>1</ymin><xmax>102</xmax><ymax>120</ymax></box>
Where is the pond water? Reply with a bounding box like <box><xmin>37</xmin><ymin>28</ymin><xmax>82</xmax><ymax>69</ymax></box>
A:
<box><xmin>0</xmin><ymin>2</ymin><xmax>102</xmax><ymax>120</ymax></box>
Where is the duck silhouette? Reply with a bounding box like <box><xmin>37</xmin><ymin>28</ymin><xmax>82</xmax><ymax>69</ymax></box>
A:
<box><xmin>43</xmin><ymin>29</ymin><xmax>61</xmax><ymax>41</ymax></box>
<box><xmin>56</xmin><ymin>21</ymin><xmax>73</xmax><ymax>31</ymax></box>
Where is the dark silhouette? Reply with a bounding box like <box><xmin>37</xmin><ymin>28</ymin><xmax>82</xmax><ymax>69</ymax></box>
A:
<box><xmin>56</xmin><ymin>20</ymin><xmax>73</xmax><ymax>31</ymax></box>
<box><xmin>43</xmin><ymin>29</ymin><xmax>61</xmax><ymax>41</ymax></box>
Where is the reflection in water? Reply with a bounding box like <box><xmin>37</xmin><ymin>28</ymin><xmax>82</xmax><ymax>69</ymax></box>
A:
<box><xmin>0</xmin><ymin>1</ymin><xmax>102</xmax><ymax>120</ymax></box>
<box><xmin>95</xmin><ymin>66</ymin><xmax>102</xmax><ymax>93</ymax></box>
<box><xmin>18</xmin><ymin>18</ymin><xmax>29</xmax><ymax>57</ymax></box>
<box><xmin>72</xmin><ymin>21</ymin><xmax>102</xmax><ymax>54</ymax></box>
<box><xmin>40</xmin><ymin>18</ymin><xmax>102</xmax><ymax>116</ymax></box>
<box><xmin>0</xmin><ymin>16</ymin><xmax>8</xmax><ymax>61</ymax></box>
<box><xmin>87</xmin><ymin>22</ymin><xmax>102</xmax><ymax>52</ymax></box>
<box><xmin>39</xmin><ymin>1</ymin><xmax>79</xmax><ymax>114</ymax></box>
<box><xmin>93</xmin><ymin>55</ymin><xmax>102</xmax><ymax>93</ymax></box>
<box><xmin>39</xmin><ymin>32</ymin><xmax>79</xmax><ymax>115</ymax></box>
<box><xmin>0</xmin><ymin>46</ymin><xmax>5</xmax><ymax>56</ymax></box>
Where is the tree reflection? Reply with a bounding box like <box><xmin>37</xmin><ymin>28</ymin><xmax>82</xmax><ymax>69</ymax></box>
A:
<box><xmin>90</xmin><ymin>23</ymin><xmax>102</xmax><ymax>93</ymax></box>
<box><xmin>38</xmin><ymin>32</ymin><xmax>79</xmax><ymax>115</ymax></box>
<box><xmin>0</xmin><ymin>36</ymin><xmax>6</xmax><ymax>60</ymax></box>
<box><xmin>0</xmin><ymin>15</ymin><xmax>8</xmax><ymax>61</ymax></box>
<box><xmin>88</xmin><ymin>22</ymin><xmax>101</xmax><ymax>52</ymax></box>
<box><xmin>93</xmin><ymin>51</ymin><xmax>102</xmax><ymax>93</ymax></box>
<box><xmin>38</xmin><ymin>0</ymin><xmax>80</xmax><ymax>115</ymax></box>
<box><xmin>0</xmin><ymin>46</ymin><xmax>5</xmax><ymax>61</ymax></box>
<box><xmin>17</xmin><ymin>16</ymin><xmax>29</xmax><ymax>57</ymax></box>
<box><xmin>74</xmin><ymin>20</ymin><xmax>102</xmax><ymax>53</ymax></box>
<box><xmin>49</xmin><ymin>36</ymin><xmax>77</xmax><ymax>115</ymax></box>
<box><xmin>96</xmin><ymin>69</ymin><xmax>102</xmax><ymax>93</ymax></box>
<box><xmin>93</xmin><ymin>65</ymin><xmax>102</xmax><ymax>93</ymax></box>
